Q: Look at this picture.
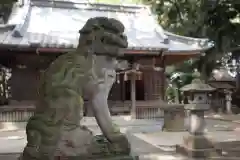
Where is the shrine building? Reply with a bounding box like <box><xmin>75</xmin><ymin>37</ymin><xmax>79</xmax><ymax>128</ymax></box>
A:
<box><xmin>0</xmin><ymin>0</ymin><xmax>211</xmax><ymax>121</ymax></box>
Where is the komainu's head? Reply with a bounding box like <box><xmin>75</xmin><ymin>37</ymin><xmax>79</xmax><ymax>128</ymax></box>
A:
<box><xmin>77</xmin><ymin>17</ymin><xmax>128</xmax><ymax>57</ymax></box>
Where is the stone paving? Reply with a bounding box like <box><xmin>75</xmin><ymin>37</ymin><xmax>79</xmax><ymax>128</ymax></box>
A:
<box><xmin>1</xmin><ymin>116</ymin><xmax>240</xmax><ymax>159</ymax></box>
<box><xmin>134</xmin><ymin>131</ymin><xmax>240</xmax><ymax>149</ymax></box>
<box><xmin>205</xmin><ymin>113</ymin><xmax>240</xmax><ymax>124</ymax></box>
<box><xmin>1</xmin><ymin>115</ymin><xmax>240</xmax><ymax>132</ymax></box>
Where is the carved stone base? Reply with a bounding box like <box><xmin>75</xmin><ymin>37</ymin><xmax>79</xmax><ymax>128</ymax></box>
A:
<box><xmin>56</xmin><ymin>127</ymin><xmax>136</xmax><ymax>160</ymax></box>
<box><xmin>176</xmin><ymin>145</ymin><xmax>221</xmax><ymax>158</ymax></box>
<box><xmin>183</xmin><ymin>134</ymin><xmax>214</xmax><ymax>149</ymax></box>
<box><xmin>176</xmin><ymin>134</ymin><xmax>222</xmax><ymax>158</ymax></box>
<box><xmin>162</xmin><ymin>105</ymin><xmax>186</xmax><ymax>132</ymax></box>
<box><xmin>54</xmin><ymin>155</ymin><xmax>136</xmax><ymax>160</ymax></box>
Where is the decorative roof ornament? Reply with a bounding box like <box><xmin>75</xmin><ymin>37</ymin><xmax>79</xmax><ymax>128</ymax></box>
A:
<box><xmin>192</xmin><ymin>70</ymin><xmax>201</xmax><ymax>78</ymax></box>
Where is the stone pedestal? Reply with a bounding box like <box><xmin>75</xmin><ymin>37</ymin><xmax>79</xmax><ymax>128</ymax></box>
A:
<box><xmin>161</xmin><ymin>104</ymin><xmax>185</xmax><ymax>131</ymax></box>
<box><xmin>225</xmin><ymin>92</ymin><xmax>232</xmax><ymax>114</ymax></box>
<box><xmin>176</xmin><ymin>134</ymin><xmax>217</xmax><ymax>158</ymax></box>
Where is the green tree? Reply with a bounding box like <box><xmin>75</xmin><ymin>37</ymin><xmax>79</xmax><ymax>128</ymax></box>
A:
<box><xmin>144</xmin><ymin>0</ymin><xmax>240</xmax><ymax>80</ymax></box>
<box><xmin>0</xmin><ymin>0</ymin><xmax>17</xmax><ymax>23</ymax></box>
<box><xmin>165</xmin><ymin>61</ymin><xmax>200</xmax><ymax>103</ymax></box>
<box><xmin>142</xmin><ymin>0</ymin><xmax>240</xmax><ymax>102</ymax></box>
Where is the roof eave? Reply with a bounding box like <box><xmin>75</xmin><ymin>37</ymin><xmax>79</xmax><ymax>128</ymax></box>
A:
<box><xmin>163</xmin><ymin>49</ymin><xmax>202</xmax><ymax>55</ymax></box>
<box><xmin>164</xmin><ymin>31</ymin><xmax>209</xmax><ymax>42</ymax></box>
<box><xmin>164</xmin><ymin>31</ymin><xmax>214</xmax><ymax>50</ymax></box>
<box><xmin>35</xmin><ymin>47</ymin><xmax>166</xmax><ymax>56</ymax></box>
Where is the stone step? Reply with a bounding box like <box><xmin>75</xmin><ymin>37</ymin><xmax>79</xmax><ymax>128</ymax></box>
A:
<box><xmin>215</xmin><ymin>141</ymin><xmax>240</xmax><ymax>157</ymax></box>
<box><xmin>139</xmin><ymin>154</ymin><xmax>240</xmax><ymax>160</ymax></box>
<box><xmin>210</xmin><ymin>157</ymin><xmax>240</xmax><ymax>160</ymax></box>
<box><xmin>220</xmin><ymin>148</ymin><xmax>240</xmax><ymax>157</ymax></box>
<box><xmin>0</xmin><ymin>153</ymin><xmax>19</xmax><ymax>160</ymax></box>
<box><xmin>1</xmin><ymin>153</ymin><xmax>240</xmax><ymax>160</ymax></box>
<box><xmin>138</xmin><ymin>153</ymin><xmax>187</xmax><ymax>160</ymax></box>
<box><xmin>216</xmin><ymin>141</ymin><xmax>240</xmax><ymax>149</ymax></box>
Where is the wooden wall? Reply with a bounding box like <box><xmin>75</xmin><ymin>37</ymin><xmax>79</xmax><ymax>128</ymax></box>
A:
<box><xmin>7</xmin><ymin>56</ymin><xmax>166</xmax><ymax>105</ymax></box>
<box><xmin>8</xmin><ymin>67</ymin><xmax>40</xmax><ymax>103</ymax></box>
<box><xmin>138</xmin><ymin>59</ymin><xmax>165</xmax><ymax>101</ymax></box>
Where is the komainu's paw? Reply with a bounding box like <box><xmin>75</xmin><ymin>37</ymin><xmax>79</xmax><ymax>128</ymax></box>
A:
<box><xmin>110</xmin><ymin>133</ymin><xmax>131</xmax><ymax>154</ymax></box>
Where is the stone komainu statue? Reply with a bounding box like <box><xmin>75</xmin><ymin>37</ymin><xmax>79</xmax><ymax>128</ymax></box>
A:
<box><xmin>20</xmin><ymin>17</ymin><xmax>130</xmax><ymax>160</ymax></box>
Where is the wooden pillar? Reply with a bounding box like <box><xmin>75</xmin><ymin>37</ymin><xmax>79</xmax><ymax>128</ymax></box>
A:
<box><xmin>121</xmin><ymin>74</ymin><xmax>125</xmax><ymax>101</ymax></box>
<box><xmin>161</xmin><ymin>56</ymin><xmax>166</xmax><ymax>100</ymax></box>
<box><xmin>131</xmin><ymin>72</ymin><xmax>136</xmax><ymax>118</ymax></box>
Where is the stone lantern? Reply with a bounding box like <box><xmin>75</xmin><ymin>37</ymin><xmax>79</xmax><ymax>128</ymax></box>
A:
<box><xmin>177</xmin><ymin>78</ymin><xmax>216</xmax><ymax>158</ymax></box>
<box><xmin>208</xmin><ymin>67</ymin><xmax>235</xmax><ymax>114</ymax></box>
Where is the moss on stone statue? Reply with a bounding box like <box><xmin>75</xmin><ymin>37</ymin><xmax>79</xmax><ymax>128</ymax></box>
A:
<box><xmin>112</xmin><ymin>123</ymin><xmax>120</xmax><ymax>133</ymax></box>
<box><xmin>90</xmin><ymin>135</ymin><xmax>128</xmax><ymax>155</ymax></box>
<box><xmin>55</xmin><ymin>155</ymin><xmax>137</xmax><ymax>160</ymax></box>
<box><xmin>69</xmin><ymin>135</ymin><xmax>137</xmax><ymax>160</ymax></box>
<box><xmin>54</xmin><ymin>135</ymin><xmax>137</xmax><ymax>160</ymax></box>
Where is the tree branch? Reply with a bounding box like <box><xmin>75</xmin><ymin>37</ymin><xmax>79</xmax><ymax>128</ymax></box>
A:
<box><xmin>173</xmin><ymin>0</ymin><xmax>185</xmax><ymax>24</ymax></box>
<box><xmin>167</xmin><ymin>0</ymin><xmax>185</xmax><ymax>25</ymax></box>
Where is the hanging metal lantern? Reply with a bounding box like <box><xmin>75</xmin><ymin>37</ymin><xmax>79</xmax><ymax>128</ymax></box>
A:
<box><xmin>116</xmin><ymin>73</ymin><xmax>120</xmax><ymax>84</ymax></box>
<box><xmin>135</xmin><ymin>71</ymin><xmax>142</xmax><ymax>80</ymax></box>
<box><xmin>124</xmin><ymin>73</ymin><xmax>128</xmax><ymax>81</ymax></box>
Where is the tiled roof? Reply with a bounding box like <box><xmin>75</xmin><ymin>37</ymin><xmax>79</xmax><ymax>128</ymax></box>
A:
<box><xmin>164</xmin><ymin>31</ymin><xmax>212</xmax><ymax>53</ymax></box>
<box><xmin>0</xmin><ymin>0</ymin><xmax>211</xmax><ymax>54</ymax></box>
<box><xmin>0</xmin><ymin>0</ymin><xmax>169</xmax><ymax>51</ymax></box>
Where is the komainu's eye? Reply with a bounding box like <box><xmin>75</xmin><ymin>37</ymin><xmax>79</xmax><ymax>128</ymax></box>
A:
<box><xmin>100</xmin><ymin>37</ymin><xmax>105</xmax><ymax>43</ymax></box>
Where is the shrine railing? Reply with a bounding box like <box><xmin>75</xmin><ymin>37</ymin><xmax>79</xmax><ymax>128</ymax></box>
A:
<box><xmin>0</xmin><ymin>101</ymin><xmax>132</xmax><ymax>122</ymax></box>
<box><xmin>84</xmin><ymin>100</ymin><xmax>131</xmax><ymax>117</ymax></box>
<box><xmin>0</xmin><ymin>100</ymin><xmax>166</xmax><ymax>122</ymax></box>
<box><xmin>85</xmin><ymin>100</ymin><xmax>163</xmax><ymax>119</ymax></box>
<box><xmin>135</xmin><ymin>101</ymin><xmax>164</xmax><ymax>119</ymax></box>
<box><xmin>0</xmin><ymin>105</ymin><xmax>35</xmax><ymax>122</ymax></box>
<box><xmin>207</xmin><ymin>99</ymin><xmax>225</xmax><ymax>106</ymax></box>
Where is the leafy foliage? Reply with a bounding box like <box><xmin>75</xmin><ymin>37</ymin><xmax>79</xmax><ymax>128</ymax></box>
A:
<box><xmin>144</xmin><ymin>0</ymin><xmax>240</xmax><ymax>77</ymax></box>
<box><xmin>141</xmin><ymin>0</ymin><xmax>240</xmax><ymax>101</ymax></box>
<box><xmin>0</xmin><ymin>0</ymin><xmax>17</xmax><ymax>23</ymax></box>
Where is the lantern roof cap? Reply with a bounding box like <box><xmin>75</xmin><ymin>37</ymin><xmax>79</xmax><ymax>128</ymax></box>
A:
<box><xmin>180</xmin><ymin>78</ymin><xmax>216</xmax><ymax>92</ymax></box>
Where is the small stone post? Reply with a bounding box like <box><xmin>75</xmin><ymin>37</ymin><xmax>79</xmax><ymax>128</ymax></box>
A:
<box><xmin>225</xmin><ymin>90</ymin><xmax>232</xmax><ymax>114</ymax></box>
<box><xmin>177</xmin><ymin>79</ymin><xmax>216</xmax><ymax>158</ymax></box>
<box><xmin>161</xmin><ymin>103</ymin><xmax>185</xmax><ymax>131</ymax></box>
